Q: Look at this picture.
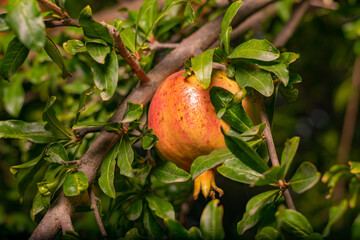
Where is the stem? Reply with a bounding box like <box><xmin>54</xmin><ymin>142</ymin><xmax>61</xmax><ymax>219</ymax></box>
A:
<box><xmin>37</xmin><ymin>0</ymin><xmax>70</xmax><ymax>18</ymax></box>
<box><xmin>255</xmin><ymin>93</ymin><xmax>296</xmax><ymax>210</ymax></box>
<box><xmin>75</xmin><ymin>126</ymin><xmax>104</xmax><ymax>138</ymax></box>
<box><xmin>44</xmin><ymin>18</ymin><xmax>80</xmax><ymax>28</ymax></box>
<box><xmin>150</xmin><ymin>41</ymin><xmax>180</xmax><ymax>51</ymax></box>
<box><xmin>89</xmin><ymin>187</ymin><xmax>107</xmax><ymax>238</ymax></box>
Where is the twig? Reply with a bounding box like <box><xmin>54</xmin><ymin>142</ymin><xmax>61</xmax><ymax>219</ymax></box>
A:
<box><xmin>89</xmin><ymin>186</ymin><xmax>107</xmax><ymax>238</ymax></box>
<box><xmin>310</xmin><ymin>0</ymin><xmax>339</xmax><ymax>10</ymax></box>
<box><xmin>273</xmin><ymin>0</ymin><xmax>310</xmax><ymax>47</ymax></box>
<box><xmin>44</xmin><ymin>18</ymin><xmax>80</xmax><ymax>28</ymax></box>
<box><xmin>37</xmin><ymin>0</ymin><xmax>70</xmax><ymax>18</ymax></box>
<box><xmin>105</xmin><ymin>24</ymin><xmax>152</xmax><ymax>84</ymax></box>
<box><xmin>255</xmin><ymin>93</ymin><xmax>296</xmax><ymax>210</ymax></box>
<box><xmin>75</xmin><ymin>126</ymin><xmax>104</xmax><ymax>138</ymax></box>
<box><xmin>30</xmin><ymin>1</ymin><xmax>275</xmax><ymax>239</ymax></box>
<box><xmin>150</xmin><ymin>41</ymin><xmax>180</xmax><ymax>51</ymax></box>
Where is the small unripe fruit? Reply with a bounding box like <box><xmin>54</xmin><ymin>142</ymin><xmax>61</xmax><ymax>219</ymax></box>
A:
<box><xmin>148</xmin><ymin>70</ymin><xmax>259</xmax><ymax>199</ymax></box>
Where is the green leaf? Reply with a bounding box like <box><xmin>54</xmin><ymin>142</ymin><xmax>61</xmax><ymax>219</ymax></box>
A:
<box><xmin>220</xmin><ymin>1</ymin><xmax>243</xmax><ymax>55</ymax></box>
<box><xmin>63</xmin><ymin>40</ymin><xmax>86</xmax><ymax>55</ymax></box>
<box><xmin>257</xmin><ymin>61</ymin><xmax>289</xmax><ymax>86</ymax></box>
<box><xmin>352</xmin><ymin>213</ymin><xmax>360</xmax><ymax>240</ymax></box>
<box><xmin>200</xmin><ymin>199</ymin><xmax>225</xmax><ymax>240</ymax></box>
<box><xmin>323</xmin><ymin>199</ymin><xmax>348</xmax><ymax>237</ymax></box>
<box><xmin>87</xmin><ymin>49</ymin><xmax>118</xmax><ymax>101</ymax></box>
<box><xmin>153</xmin><ymin>161</ymin><xmax>191</xmax><ymax>183</ymax></box>
<box><xmin>255</xmin><ymin>165</ymin><xmax>282</xmax><ymax>186</ymax></box>
<box><xmin>120</xmin><ymin>28</ymin><xmax>136</xmax><ymax>53</ymax></box>
<box><xmin>184</xmin><ymin>2</ymin><xmax>195</xmax><ymax>24</ymax></box>
<box><xmin>44</xmin><ymin>36</ymin><xmax>69</xmax><ymax>78</ymax></box>
<box><xmin>142</xmin><ymin>129</ymin><xmax>159</xmax><ymax>150</ymax></box>
<box><xmin>2</xmin><ymin>76</ymin><xmax>24</xmax><ymax>117</ymax></box>
<box><xmin>166</xmin><ymin>219</ymin><xmax>191</xmax><ymax>240</ymax></box>
<box><xmin>127</xmin><ymin>199</ymin><xmax>143</xmax><ymax>221</ymax></box>
<box><xmin>237</xmin><ymin>190</ymin><xmax>279</xmax><ymax>234</ymax></box>
<box><xmin>124</xmin><ymin>228</ymin><xmax>147</xmax><ymax>240</ymax></box>
<box><xmin>280</xmin><ymin>137</ymin><xmax>300</xmax><ymax>179</ymax></box>
<box><xmin>122</xmin><ymin>102</ymin><xmax>144</xmax><ymax>123</ymax></box>
<box><xmin>86</xmin><ymin>41</ymin><xmax>111</xmax><ymax>64</ymax></box>
<box><xmin>0</xmin><ymin>37</ymin><xmax>29</xmax><ymax>81</ymax></box>
<box><xmin>43</xmin><ymin>96</ymin><xmax>74</xmax><ymax>140</ymax></box>
<box><xmin>37</xmin><ymin>165</ymin><xmax>67</xmax><ymax>197</ymax></box>
<box><xmin>117</xmin><ymin>134</ymin><xmax>134</xmax><ymax>177</ymax></box>
<box><xmin>31</xmin><ymin>192</ymin><xmax>49</xmax><ymax>221</ymax></box>
<box><xmin>349</xmin><ymin>177</ymin><xmax>360</xmax><ymax>208</ymax></box>
<box><xmin>10</xmin><ymin>153</ymin><xmax>43</xmax><ymax>177</ymax></box>
<box><xmin>45</xmin><ymin>143</ymin><xmax>69</xmax><ymax>164</ymax></box>
<box><xmin>210</xmin><ymin>86</ymin><xmax>253</xmax><ymax>132</ymax></box>
<box><xmin>289</xmin><ymin>162</ymin><xmax>320</xmax><ymax>194</ymax></box>
<box><xmin>78</xmin><ymin>6</ymin><xmax>114</xmax><ymax>45</ymax></box>
<box><xmin>255</xmin><ymin>226</ymin><xmax>282</xmax><ymax>240</ymax></box>
<box><xmin>145</xmin><ymin>194</ymin><xmax>175</xmax><ymax>220</ymax></box>
<box><xmin>224</xmin><ymin>134</ymin><xmax>269</xmax><ymax>173</ymax></box>
<box><xmin>191</xmin><ymin>49</ymin><xmax>215</xmax><ymax>89</ymax></box>
<box><xmin>63</xmin><ymin>171</ymin><xmax>89</xmax><ymax>197</ymax></box>
<box><xmin>217</xmin><ymin>157</ymin><xmax>263</xmax><ymax>184</ymax></box>
<box><xmin>0</xmin><ymin>120</ymin><xmax>60</xmax><ymax>143</ymax></box>
<box><xmin>0</xmin><ymin>13</ymin><xmax>10</xmax><ymax>31</ymax></box>
<box><xmin>279</xmin><ymin>52</ymin><xmax>300</xmax><ymax>65</ymax></box>
<box><xmin>276</xmin><ymin>208</ymin><xmax>313</xmax><ymax>238</ymax></box>
<box><xmin>98</xmin><ymin>142</ymin><xmax>120</xmax><ymax>198</ymax></box>
<box><xmin>279</xmin><ymin>84</ymin><xmax>298</xmax><ymax>103</ymax></box>
<box><xmin>349</xmin><ymin>161</ymin><xmax>360</xmax><ymax>174</ymax></box>
<box><xmin>235</xmin><ymin>62</ymin><xmax>274</xmax><ymax>97</ymax></box>
<box><xmin>136</xmin><ymin>0</ymin><xmax>157</xmax><ymax>36</ymax></box>
<box><xmin>6</xmin><ymin>0</ymin><xmax>46</xmax><ymax>51</ymax></box>
<box><xmin>143</xmin><ymin>207</ymin><xmax>165</xmax><ymax>238</ymax></box>
<box><xmin>229</xmin><ymin>39</ymin><xmax>279</xmax><ymax>61</ymax></box>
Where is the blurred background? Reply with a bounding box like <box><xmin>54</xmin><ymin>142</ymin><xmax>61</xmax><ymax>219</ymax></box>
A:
<box><xmin>0</xmin><ymin>0</ymin><xmax>359</xmax><ymax>239</ymax></box>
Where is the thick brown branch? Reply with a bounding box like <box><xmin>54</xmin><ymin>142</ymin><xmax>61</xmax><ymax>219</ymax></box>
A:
<box><xmin>273</xmin><ymin>0</ymin><xmax>310</xmax><ymax>47</ymax></box>
<box><xmin>38</xmin><ymin>0</ymin><xmax>70</xmax><ymax>18</ymax></box>
<box><xmin>89</xmin><ymin>187</ymin><xmax>107</xmax><ymax>238</ymax></box>
<box><xmin>30</xmin><ymin>1</ymin><xmax>275</xmax><ymax>239</ymax></box>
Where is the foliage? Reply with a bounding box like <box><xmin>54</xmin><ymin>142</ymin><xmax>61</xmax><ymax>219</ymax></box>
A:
<box><xmin>0</xmin><ymin>0</ymin><xmax>359</xmax><ymax>239</ymax></box>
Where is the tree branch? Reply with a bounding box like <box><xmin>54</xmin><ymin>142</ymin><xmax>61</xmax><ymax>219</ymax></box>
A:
<box><xmin>75</xmin><ymin>126</ymin><xmax>104</xmax><ymax>139</ymax></box>
<box><xmin>273</xmin><ymin>0</ymin><xmax>310</xmax><ymax>47</ymax></box>
<box><xmin>44</xmin><ymin>18</ymin><xmax>80</xmax><ymax>28</ymax></box>
<box><xmin>89</xmin><ymin>187</ymin><xmax>107</xmax><ymax>238</ymax></box>
<box><xmin>37</xmin><ymin>0</ymin><xmax>70</xmax><ymax>18</ymax></box>
<box><xmin>30</xmin><ymin>1</ymin><xmax>275</xmax><ymax>239</ymax></box>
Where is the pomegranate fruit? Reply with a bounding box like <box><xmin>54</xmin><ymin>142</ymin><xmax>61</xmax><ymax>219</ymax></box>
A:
<box><xmin>148</xmin><ymin>70</ymin><xmax>259</xmax><ymax>199</ymax></box>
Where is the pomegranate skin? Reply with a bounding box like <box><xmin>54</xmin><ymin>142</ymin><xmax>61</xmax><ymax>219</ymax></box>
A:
<box><xmin>148</xmin><ymin>70</ymin><xmax>243</xmax><ymax>172</ymax></box>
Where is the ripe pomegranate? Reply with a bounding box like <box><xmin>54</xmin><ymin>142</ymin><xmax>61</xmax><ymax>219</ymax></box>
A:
<box><xmin>148</xmin><ymin>70</ymin><xmax>259</xmax><ymax>199</ymax></box>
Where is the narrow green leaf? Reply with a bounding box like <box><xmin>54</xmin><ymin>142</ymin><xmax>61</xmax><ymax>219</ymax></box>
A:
<box><xmin>2</xmin><ymin>76</ymin><xmax>25</xmax><ymax>117</ymax></box>
<box><xmin>87</xmin><ymin>49</ymin><xmax>118</xmax><ymax>101</ymax></box>
<box><xmin>191</xmin><ymin>49</ymin><xmax>215</xmax><ymax>89</ymax></box>
<box><xmin>31</xmin><ymin>192</ymin><xmax>49</xmax><ymax>221</ymax></box>
<box><xmin>63</xmin><ymin>171</ymin><xmax>89</xmax><ymax>197</ymax></box>
<box><xmin>258</xmin><ymin>61</ymin><xmax>289</xmax><ymax>86</ymax></box>
<box><xmin>228</xmin><ymin>39</ymin><xmax>279</xmax><ymax>61</ymax></box>
<box><xmin>224</xmin><ymin>134</ymin><xmax>269</xmax><ymax>173</ymax></box>
<box><xmin>10</xmin><ymin>153</ymin><xmax>43</xmax><ymax>177</ymax></box>
<box><xmin>191</xmin><ymin>148</ymin><xmax>234</xmax><ymax>179</ymax></box>
<box><xmin>200</xmin><ymin>199</ymin><xmax>225</xmax><ymax>240</ymax></box>
<box><xmin>145</xmin><ymin>194</ymin><xmax>175</xmax><ymax>220</ymax></box>
<box><xmin>63</xmin><ymin>40</ymin><xmax>86</xmax><ymax>55</ymax></box>
<box><xmin>43</xmin><ymin>96</ymin><xmax>74</xmax><ymax>139</ymax></box>
<box><xmin>220</xmin><ymin>1</ymin><xmax>243</xmax><ymax>55</ymax></box>
<box><xmin>352</xmin><ymin>213</ymin><xmax>360</xmax><ymax>240</ymax></box>
<box><xmin>45</xmin><ymin>143</ymin><xmax>69</xmax><ymax>164</ymax></box>
<box><xmin>280</xmin><ymin>137</ymin><xmax>300</xmax><ymax>178</ymax></box>
<box><xmin>44</xmin><ymin>36</ymin><xmax>69</xmax><ymax>78</ymax></box>
<box><xmin>279</xmin><ymin>52</ymin><xmax>300</xmax><ymax>64</ymax></box>
<box><xmin>122</xmin><ymin>102</ymin><xmax>144</xmax><ymax>123</ymax></box>
<box><xmin>323</xmin><ymin>200</ymin><xmax>348</xmax><ymax>237</ymax></box>
<box><xmin>142</xmin><ymin>129</ymin><xmax>159</xmax><ymax>150</ymax></box>
<box><xmin>184</xmin><ymin>2</ymin><xmax>195</xmax><ymax>24</ymax></box>
<box><xmin>349</xmin><ymin>177</ymin><xmax>360</xmax><ymax>208</ymax></box>
<box><xmin>0</xmin><ymin>37</ymin><xmax>29</xmax><ymax>81</ymax></box>
<box><xmin>255</xmin><ymin>226</ymin><xmax>282</xmax><ymax>240</ymax></box>
<box><xmin>235</xmin><ymin>62</ymin><xmax>274</xmax><ymax>97</ymax></box>
<box><xmin>6</xmin><ymin>0</ymin><xmax>46</xmax><ymax>51</ymax></box>
<box><xmin>136</xmin><ymin>0</ymin><xmax>157</xmax><ymax>36</ymax></box>
<box><xmin>290</xmin><ymin>162</ymin><xmax>320</xmax><ymax>194</ymax></box>
<box><xmin>78</xmin><ymin>6</ymin><xmax>114</xmax><ymax>45</ymax></box>
<box><xmin>237</xmin><ymin>190</ymin><xmax>279</xmax><ymax>234</ymax></box>
<box><xmin>98</xmin><ymin>142</ymin><xmax>120</xmax><ymax>198</ymax></box>
<box><xmin>120</xmin><ymin>28</ymin><xmax>136</xmax><ymax>53</ymax></box>
<box><xmin>117</xmin><ymin>134</ymin><xmax>134</xmax><ymax>177</ymax></box>
<box><xmin>276</xmin><ymin>208</ymin><xmax>313</xmax><ymax>238</ymax></box>
<box><xmin>143</xmin><ymin>207</ymin><xmax>165</xmax><ymax>238</ymax></box>
<box><xmin>153</xmin><ymin>161</ymin><xmax>191</xmax><ymax>183</ymax></box>
<box><xmin>86</xmin><ymin>42</ymin><xmax>111</xmax><ymax>64</ymax></box>
<box><xmin>0</xmin><ymin>120</ymin><xmax>60</xmax><ymax>143</ymax></box>
<box><xmin>217</xmin><ymin>157</ymin><xmax>263</xmax><ymax>184</ymax></box>
<box><xmin>127</xmin><ymin>199</ymin><xmax>143</xmax><ymax>221</ymax></box>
